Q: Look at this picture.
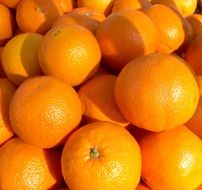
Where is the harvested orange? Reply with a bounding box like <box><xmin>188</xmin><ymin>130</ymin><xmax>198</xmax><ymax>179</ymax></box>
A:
<box><xmin>115</xmin><ymin>53</ymin><xmax>199</xmax><ymax>132</ymax></box>
<box><xmin>0</xmin><ymin>79</ymin><xmax>15</xmax><ymax>146</ymax></box>
<box><xmin>150</xmin><ymin>0</ymin><xmax>197</xmax><ymax>17</ymax></box>
<box><xmin>2</xmin><ymin>33</ymin><xmax>43</xmax><ymax>86</ymax></box>
<box><xmin>78</xmin><ymin>74</ymin><xmax>128</xmax><ymax>126</ymax></box>
<box><xmin>136</xmin><ymin>182</ymin><xmax>150</xmax><ymax>190</ymax></box>
<box><xmin>0</xmin><ymin>47</ymin><xmax>6</xmax><ymax>77</ymax></box>
<box><xmin>96</xmin><ymin>10</ymin><xmax>158</xmax><ymax>71</ymax></box>
<box><xmin>0</xmin><ymin>0</ymin><xmax>19</xmax><ymax>8</ymax></box>
<box><xmin>71</xmin><ymin>7</ymin><xmax>106</xmax><ymax>22</ymax></box>
<box><xmin>0</xmin><ymin>137</ymin><xmax>62</xmax><ymax>190</ymax></box>
<box><xmin>62</xmin><ymin>121</ymin><xmax>141</xmax><ymax>190</ymax></box>
<box><xmin>56</xmin><ymin>0</ymin><xmax>74</xmax><ymax>13</ymax></box>
<box><xmin>185</xmin><ymin>34</ymin><xmax>202</xmax><ymax>75</ymax></box>
<box><xmin>145</xmin><ymin>4</ymin><xmax>185</xmax><ymax>54</ymax></box>
<box><xmin>140</xmin><ymin>126</ymin><xmax>202</xmax><ymax>190</ymax></box>
<box><xmin>186</xmin><ymin>76</ymin><xmax>202</xmax><ymax>139</ymax></box>
<box><xmin>9</xmin><ymin>76</ymin><xmax>82</xmax><ymax>148</ymax></box>
<box><xmin>16</xmin><ymin>0</ymin><xmax>64</xmax><ymax>34</ymax></box>
<box><xmin>52</xmin><ymin>13</ymin><xmax>99</xmax><ymax>34</ymax></box>
<box><xmin>38</xmin><ymin>25</ymin><xmax>101</xmax><ymax>86</ymax></box>
<box><xmin>0</xmin><ymin>3</ymin><xmax>14</xmax><ymax>46</ymax></box>
<box><xmin>77</xmin><ymin>0</ymin><xmax>115</xmax><ymax>15</ymax></box>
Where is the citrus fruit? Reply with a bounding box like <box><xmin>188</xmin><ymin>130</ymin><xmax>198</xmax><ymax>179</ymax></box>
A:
<box><xmin>0</xmin><ymin>47</ymin><xmax>6</xmax><ymax>77</ymax></box>
<box><xmin>56</xmin><ymin>0</ymin><xmax>74</xmax><ymax>13</ymax></box>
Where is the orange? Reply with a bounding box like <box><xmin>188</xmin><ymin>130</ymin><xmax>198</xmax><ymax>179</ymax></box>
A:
<box><xmin>96</xmin><ymin>10</ymin><xmax>158</xmax><ymax>71</ymax></box>
<box><xmin>9</xmin><ymin>76</ymin><xmax>82</xmax><ymax>148</ymax></box>
<box><xmin>186</xmin><ymin>14</ymin><xmax>202</xmax><ymax>38</ymax></box>
<box><xmin>0</xmin><ymin>47</ymin><xmax>6</xmax><ymax>77</ymax></box>
<box><xmin>78</xmin><ymin>74</ymin><xmax>129</xmax><ymax>126</ymax></box>
<box><xmin>0</xmin><ymin>3</ymin><xmax>14</xmax><ymax>46</ymax></box>
<box><xmin>38</xmin><ymin>25</ymin><xmax>101</xmax><ymax>86</ymax></box>
<box><xmin>186</xmin><ymin>76</ymin><xmax>202</xmax><ymax>139</ymax></box>
<box><xmin>140</xmin><ymin>126</ymin><xmax>202</xmax><ymax>190</ymax></box>
<box><xmin>150</xmin><ymin>0</ymin><xmax>197</xmax><ymax>17</ymax></box>
<box><xmin>136</xmin><ymin>183</ymin><xmax>150</xmax><ymax>190</ymax></box>
<box><xmin>77</xmin><ymin>0</ymin><xmax>115</xmax><ymax>15</ymax></box>
<box><xmin>197</xmin><ymin>185</ymin><xmax>202</xmax><ymax>190</ymax></box>
<box><xmin>144</xmin><ymin>4</ymin><xmax>185</xmax><ymax>54</ymax></box>
<box><xmin>16</xmin><ymin>0</ymin><xmax>64</xmax><ymax>34</ymax></box>
<box><xmin>114</xmin><ymin>53</ymin><xmax>199</xmax><ymax>132</ymax></box>
<box><xmin>62</xmin><ymin>121</ymin><xmax>141</xmax><ymax>190</ymax></box>
<box><xmin>112</xmin><ymin>0</ymin><xmax>151</xmax><ymax>13</ymax></box>
<box><xmin>56</xmin><ymin>0</ymin><xmax>74</xmax><ymax>13</ymax></box>
<box><xmin>2</xmin><ymin>33</ymin><xmax>43</xmax><ymax>86</ymax></box>
<box><xmin>71</xmin><ymin>7</ymin><xmax>106</xmax><ymax>22</ymax></box>
<box><xmin>0</xmin><ymin>137</ymin><xmax>62</xmax><ymax>190</ymax></box>
<box><xmin>0</xmin><ymin>79</ymin><xmax>15</xmax><ymax>146</ymax></box>
<box><xmin>185</xmin><ymin>34</ymin><xmax>202</xmax><ymax>75</ymax></box>
<box><xmin>52</xmin><ymin>13</ymin><xmax>99</xmax><ymax>34</ymax></box>
<box><xmin>0</xmin><ymin>0</ymin><xmax>20</xmax><ymax>8</ymax></box>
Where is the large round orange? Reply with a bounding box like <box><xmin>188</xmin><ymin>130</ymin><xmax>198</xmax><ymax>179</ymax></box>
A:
<box><xmin>144</xmin><ymin>4</ymin><xmax>185</xmax><ymax>54</ymax></box>
<box><xmin>0</xmin><ymin>3</ymin><xmax>14</xmax><ymax>46</ymax></box>
<box><xmin>0</xmin><ymin>137</ymin><xmax>62</xmax><ymax>190</ymax></box>
<box><xmin>62</xmin><ymin>121</ymin><xmax>141</xmax><ymax>190</ymax></box>
<box><xmin>140</xmin><ymin>125</ymin><xmax>202</xmax><ymax>190</ymax></box>
<box><xmin>185</xmin><ymin>34</ymin><xmax>202</xmax><ymax>75</ymax></box>
<box><xmin>77</xmin><ymin>0</ymin><xmax>114</xmax><ymax>15</ymax></box>
<box><xmin>115</xmin><ymin>53</ymin><xmax>199</xmax><ymax>132</ymax></box>
<box><xmin>0</xmin><ymin>78</ymin><xmax>15</xmax><ymax>146</ymax></box>
<box><xmin>56</xmin><ymin>0</ymin><xmax>74</xmax><ymax>13</ymax></box>
<box><xmin>16</xmin><ymin>0</ymin><xmax>64</xmax><ymax>34</ymax></box>
<box><xmin>38</xmin><ymin>25</ymin><xmax>101</xmax><ymax>86</ymax></box>
<box><xmin>96</xmin><ymin>10</ymin><xmax>158</xmax><ymax>71</ymax></box>
<box><xmin>9</xmin><ymin>76</ymin><xmax>82</xmax><ymax>148</ymax></box>
<box><xmin>78</xmin><ymin>74</ymin><xmax>129</xmax><ymax>126</ymax></box>
<box><xmin>2</xmin><ymin>33</ymin><xmax>43</xmax><ymax>86</ymax></box>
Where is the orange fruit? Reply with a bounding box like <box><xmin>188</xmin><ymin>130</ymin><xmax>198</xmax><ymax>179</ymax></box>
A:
<box><xmin>71</xmin><ymin>7</ymin><xmax>106</xmax><ymax>22</ymax></box>
<box><xmin>0</xmin><ymin>0</ymin><xmax>20</xmax><ymax>8</ymax></box>
<box><xmin>136</xmin><ymin>182</ymin><xmax>150</xmax><ymax>190</ymax></box>
<box><xmin>140</xmin><ymin>126</ymin><xmax>202</xmax><ymax>190</ymax></box>
<box><xmin>197</xmin><ymin>185</ymin><xmax>202</xmax><ymax>190</ymax></box>
<box><xmin>62</xmin><ymin>121</ymin><xmax>141</xmax><ymax>190</ymax></box>
<box><xmin>144</xmin><ymin>4</ymin><xmax>185</xmax><ymax>54</ymax></box>
<box><xmin>38</xmin><ymin>25</ymin><xmax>101</xmax><ymax>86</ymax></box>
<box><xmin>0</xmin><ymin>3</ymin><xmax>14</xmax><ymax>46</ymax></box>
<box><xmin>0</xmin><ymin>137</ymin><xmax>62</xmax><ymax>190</ymax></box>
<box><xmin>9</xmin><ymin>76</ymin><xmax>82</xmax><ymax>148</ymax></box>
<box><xmin>150</xmin><ymin>0</ymin><xmax>197</xmax><ymax>17</ymax></box>
<box><xmin>52</xmin><ymin>13</ymin><xmax>99</xmax><ymax>34</ymax></box>
<box><xmin>185</xmin><ymin>34</ymin><xmax>202</xmax><ymax>75</ymax></box>
<box><xmin>0</xmin><ymin>78</ymin><xmax>15</xmax><ymax>146</ymax></box>
<box><xmin>186</xmin><ymin>76</ymin><xmax>202</xmax><ymax>139</ymax></box>
<box><xmin>96</xmin><ymin>10</ymin><xmax>158</xmax><ymax>71</ymax></box>
<box><xmin>56</xmin><ymin>0</ymin><xmax>74</xmax><ymax>13</ymax></box>
<box><xmin>16</xmin><ymin>0</ymin><xmax>64</xmax><ymax>34</ymax></box>
<box><xmin>2</xmin><ymin>33</ymin><xmax>43</xmax><ymax>86</ymax></box>
<box><xmin>77</xmin><ymin>0</ymin><xmax>115</xmax><ymax>15</ymax></box>
<box><xmin>115</xmin><ymin>53</ymin><xmax>199</xmax><ymax>132</ymax></box>
<box><xmin>78</xmin><ymin>74</ymin><xmax>129</xmax><ymax>126</ymax></box>
<box><xmin>0</xmin><ymin>47</ymin><xmax>6</xmax><ymax>77</ymax></box>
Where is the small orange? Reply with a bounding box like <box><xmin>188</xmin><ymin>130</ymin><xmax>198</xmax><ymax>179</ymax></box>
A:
<box><xmin>16</xmin><ymin>0</ymin><xmax>64</xmax><ymax>34</ymax></box>
<box><xmin>0</xmin><ymin>0</ymin><xmax>20</xmax><ymax>8</ymax></box>
<box><xmin>145</xmin><ymin>4</ymin><xmax>185</xmax><ymax>54</ymax></box>
<box><xmin>0</xmin><ymin>47</ymin><xmax>6</xmax><ymax>77</ymax></box>
<box><xmin>38</xmin><ymin>25</ymin><xmax>101</xmax><ymax>86</ymax></box>
<box><xmin>71</xmin><ymin>7</ymin><xmax>106</xmax><ymax>22</ymax></box>
<box><xmin>56</xmin><ymin>0</ymin><xmax>74</xmax><ymax>13</ymax></box>
<box><xmin>0</xmin><ymin>78</ymin><xmax>15</xmax><ymax>146</ymax></box>
<box><xmin>78</xmin><ymin>74</ymin><xmax>129</xmax><ymax>126</ymax></box>
<box><xmin>140</xmin><ymin>126</ymin><xmax>202</xmax><ymax>190</ymax></box>
<box><xmin>115</xmin><ymin>53</ymin><xmax>199</xmax><ymax>132</ymax></box>
<box><xmin>185</xmin><ymin>34</ymin><xmax>202</xmax><ymax>75</ymax></box>
<box><xmin>0</xmin><ymin>137</ymin><xmax>62</xmax><ymax>190</ymax></box>
<box><xmin>9</xmin><ymin>76</ymin><xmax>82</xmax><ymax>148</ymax></box>
<box><xmin>136</xmin><ymin>182</ymin><xmax>150</xmax><ymax>190</ymax></box>
<box><xmin>52</xmin><ymin>13</ymin><xmax>99</xmax><ymax>34</ymax></box>
<box><xmin>96</xmin><ymin>10</ymin><xmax>158</xmax><ymax>71</ymax></box>
<box><xmin>62</xmin><ymin>121</ymin><xmax>141</xmax><ymax>190</ymax></box>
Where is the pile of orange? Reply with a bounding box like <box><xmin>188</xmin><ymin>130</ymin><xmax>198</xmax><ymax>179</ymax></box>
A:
<box><xmin>0</xmin><ymin>0</ymin><xmax>202</xmax><ymax>189</ymax></box>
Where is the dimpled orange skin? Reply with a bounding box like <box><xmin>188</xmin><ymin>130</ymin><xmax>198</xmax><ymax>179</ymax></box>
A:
<box><xmin>145</xmin><ymin>4</ymin><xmax>185</xmax><ymax>54</ymax></box>
<box><xmin>140</xmin><ymin>126</ymin><xmax>202</xmax><ymax>190</ymax></box>
<box><xmin>9</xmin><ymin>76</ymin><xmax>82</xmax><ymax>148</ymax></box>
<box><xmin>78</xmin><ymin>74</ymin><xmax>129</xmax><ymax>127</ymax></box>
<box><xmin>115</xmin><ymin>53</ymin><xmax>199</xmax><ymax>132</ymax></box>
<box><xmin>38</xmin><ymin>25</ymin><xmax>101</xmax><ymax>86</ymax></box>
<box><xmin>0</xmin><ymin>79</ymin><xmax>15</xmax><ymax>146</ymax></box>
<box><xmin>0</xmin><ymin>137</ymin><xmax>63</xmax><ymax>190</ymax></box>
<box><xmin>96</xmin><ymin>10</ymin><xmax>158</xmax><ymax>71</ymax></box>
<box><xmin>16</xmin><ymin>0</ymin><xmax>64</xmax><ymax>34</ymax></box>
<box><xmin>62</xmin><ymin>121</ymin><xmax>141</xmax><ymax>190</ymax></box>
